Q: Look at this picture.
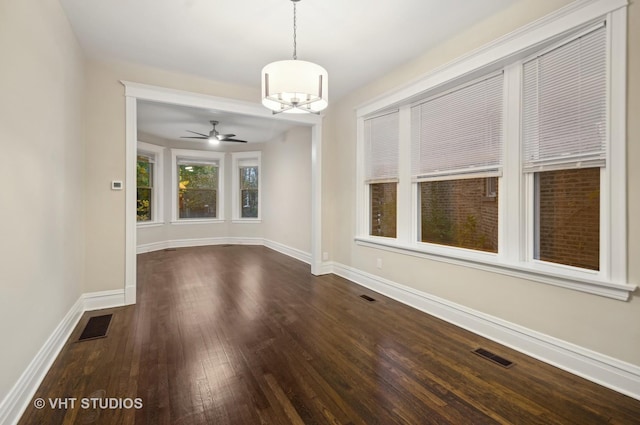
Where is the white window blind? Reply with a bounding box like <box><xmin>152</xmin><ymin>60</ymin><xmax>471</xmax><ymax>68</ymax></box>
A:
<box><xmin>411</xmin><ymin>73</ymin><xmax>503</xmax><ymax>180</ymax></box>
<box><xmin>238</xmin><ymin>158</ymin><xmax>259</xmax><ymax>168</ymax></box>
<box><xmin>364</xmin><ymin>111</ymin><xmax>399</xmax><ymax>182</ymax></box>
<box><xmin>137</xmin><ymin>151</ymin><xmax>155</xmax><ymax>163</ymax></box>
<box><xmin>522</xmin><ymin>24</ymin><xmax>607</xmax><ymax>172</ymax></box>
<box><xmin>177</xmin><ymin>158</ymin><xmax>219</xmax><ymax>167</ymax></box>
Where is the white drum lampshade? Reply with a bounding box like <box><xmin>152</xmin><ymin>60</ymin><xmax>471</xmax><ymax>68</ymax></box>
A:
<box><xmin>262</xmin><ymin>60</ymin><xmax>328</xmax><ymax>114</ymax></box>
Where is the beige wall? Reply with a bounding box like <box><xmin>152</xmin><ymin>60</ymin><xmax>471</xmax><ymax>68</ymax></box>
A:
<box><xmin>137</xmin><ymin>126</ymin><xmax>313</xmax><ymax>255</ymax></box>
<box><xmin>323</xmin><ymin>0</ymin><xmax>640</xmax><ymax>365</ymax></box>
<box><xmin>136</xmin><ymin>137</ymin><xmax>267</xmax><ymax>246</ymax></box>
<box><xmin>0</xmin><ymin>0</ymin><xmax>85</xmax><ymax>401</ymax></box>
<box><xmin>263</xmin><ymin>127</ymin><xmax>313</xmax><ymax>254</ymax></box>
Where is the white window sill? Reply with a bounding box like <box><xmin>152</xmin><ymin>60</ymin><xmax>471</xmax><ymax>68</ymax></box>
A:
<box><xmin>231</xmin><ymin>219</ymin><xmax>262</xmax><ymax>224</ymax></box>
<box><xmin>171</xmin><ymin>219</ymin><xmax>225</xmax><ymax>225</ymax></box>
<box><xmin>136</xmin><ymin>221</ymin><xmax>164</xmax><ymax>228</ymax></box>
<box><xmin>354</xmin><ymin>237</ymin><xmax>636</xmax><ymax>301</ymax></box>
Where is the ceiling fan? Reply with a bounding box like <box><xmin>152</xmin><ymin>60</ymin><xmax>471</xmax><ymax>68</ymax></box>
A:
<box><xmin>181</xmin><ymin>120</ymin><xmax>247</xmax><ymax>144</ymax></box>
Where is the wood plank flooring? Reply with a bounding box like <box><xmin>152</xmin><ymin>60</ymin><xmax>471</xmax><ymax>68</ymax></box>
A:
<box><xmin>19</xmin><ymin>245</ymin><xmax>640</xmax><ymax>424</ymax></box>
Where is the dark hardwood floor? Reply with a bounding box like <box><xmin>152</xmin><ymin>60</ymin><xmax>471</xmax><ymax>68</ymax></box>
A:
<box><xmin>19</xmin><ymin>245</ymin><xmax>640</xmax><ymax>424</ymax></box>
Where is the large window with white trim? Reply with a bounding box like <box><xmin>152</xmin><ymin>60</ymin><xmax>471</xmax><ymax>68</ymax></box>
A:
<box><xmin>412</xmin><ymin>73</ymin><xmax>503</xmax><ymax>253</ymax></box>
<box><xmin>231</xmin><ymin>151</ymin><xmax>261</xmax><ymax>221</ymax></box>
<box><xmin>171</xmin><ymin>149</ymin><xmax>225</xmax><ymax>222</ymax></box>
<box><xmin>365</xmin><ymin>111</ymin><xmax>399</xmax><ymax>238</ymax></box>
<box><xmin>355</xmin><ymin>2</ymin><xmax>631</xmax><ymax>299</ymax></box>
<box><xmin>523</xmin><ymin>25</ymin><xmax>606</xmax><ymax>271</ymax></box>
<box><xmin>136</xmin><ymin>142</ymin><xmax>164</xmax><ymax>224</ymax></box>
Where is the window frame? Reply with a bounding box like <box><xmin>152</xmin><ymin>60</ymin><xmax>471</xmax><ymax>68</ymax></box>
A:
<box><xmin>136</xmin><ymin>142</ymin><xmax>164</xmax><ymax>227</ymax></box>
<box><xmin>354</xmin><ymin>1</ymin><xmax>633</xmax><ymax>300</ymax></box>
<box><xmin>363</xmin><ymin>110</ymin><xmax>400</xmax><ymax>239</ymax></box>
<box><xmin>170</xmin><ymin>148</ymin><xmax>225</xmax><ymax>224</ymax></box>
<box><xmin>231</xmin><ymin>151</ymin><xmax>262</xmax><ymax>223</ymax></box>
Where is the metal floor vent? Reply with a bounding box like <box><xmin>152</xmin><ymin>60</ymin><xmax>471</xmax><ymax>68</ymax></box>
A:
<box><xmin>78</xmin><ymin>314</ymin><xmax>113</xmax><ymax>341</ymax></box>
<box><xmin>164</xmin><ymin>248</ymin><xmax>177</xmax><ymax>251</ymax></box>
<box><xmin>472</xmin><ymin>348</ymin><xmax>514</xmax><ymax>368</ymax></box>
<box><xmin>220</xmin><ymin>244</ymin><xmax>233</xmax><ymax>247</ymax></box>
<box><xmin>360</xmin><ymin>294</ymin><xmax>376</xmax><ymax>302</ymax></box>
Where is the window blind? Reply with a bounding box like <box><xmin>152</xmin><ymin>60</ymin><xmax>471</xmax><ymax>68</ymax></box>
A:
<box><xmin>238</xmin><ymin>158</ymin><xmax>259</xmax><ymax>168</ymax></box>
<box><xmin>177</xmin><ymin>158</ymin><xmax>219</xmax><ymax>167</ymax></box>
<box><xmin>137</xmin><ymin>152</ymin><xmax>155</xmax><ymax>163</ymax></box>
<box><xmin>411</xmin><ymin>72</ymin><xmax>503</xmax><ymax>180</ymax></box>
<box><xmin>522</xmin><ymin>25</ymin><xmax>607</xmax><ymax>172</ymax></box>
<box><xmin>365</xmin><ymin>111</ymin><xmax>399</xmax><ymax>183</ymax></box>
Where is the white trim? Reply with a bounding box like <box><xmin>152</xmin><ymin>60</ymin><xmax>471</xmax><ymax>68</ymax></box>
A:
<box><xmin>327</xmin><ymin>261</ymin><xmax>640</xmax><ymax>401</ymax></box>
<box><xmin>170</xmin><ymin>219</ymin><xmax>225</xmax><ymax>225</ymax></box>
<box><xmin>231</xmin><ymin>219</ymin><xmax>262</xmax><ymax>224</ymax></box>
<box><xmin>355</xmin><ymin>117</ymin><xmax>367</xmax><ymax>237</ymax></box>
<box><xmin>231</xmin><ymin>151</ymin><xmax>262</xmax><ymax>221</ymax></box>
<box><xmin>136</xmin><ymin>141</ymin><xmax>165</xmax><ymax>225</ymax></box>
<box><xmin>607</xmin><ymin>7</ymin><xmax>627</xmax><ymax>285</ymax></box>
<box><xmin>136</xmin><ymin>222</ymin><xmax>164</xmax><ymax>228</ymax></box>
<box><xmin>136</xmin><ymin>238</ymin><xmax>310</xmax><ymax>263</ymax></box>
<box><xmin>136</xmin><ymin>237</ymin><xmax>264</xmax><ymax>254</ymax></box>
<box><xmin>125</xmin><ymin>97</ymin><xmax>137</xmax><ymax>305</ymax></box>
<box><xmin>82</xmin><ymin>289</ymin><xmax>126</xmax><ymax>311</ymax></box>
<box><xmin>310</xmin><ymin>124</ymin><xmax>323</xmax><ymax>275</ymax></box>
<box><xmin>355</xmin><ymin>237</ymin><xmax>635</xmax><ymax>300</ymax></box>
<box><xmin>263</xmin><ymin>239</ymin><xmax>311</xmax><ymax>264</ymax></box>
<box><xmin>317</xmin><ymin>261</ymin><xmax>335</xmax><ymax>275</ymax></box>
<box><xmin>170</xmin><ymin>149</ymin><xmax>225</xmax><ymax>222</ymax></box>
<box><xmin>0</xmin><ymin>291</ymin><xmax>126</xmax><ymax>425</ymax></box>
<box><xmin>0</xmin><ymin>298</ymin><xmax>82</xmax><ymax>425</ymax></box>
<box><xmin>122</xmin><ymin>82</ymin><xmax>323</xmax><ymax>300</ymax></box>
<box><xmin>122</xmin><ymin>82</ymin><xmax>322</xmax><ymax>126</ymax></box>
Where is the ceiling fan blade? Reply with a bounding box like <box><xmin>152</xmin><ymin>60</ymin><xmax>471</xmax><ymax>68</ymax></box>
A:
<box><xmin>216</xmin><ymin>134</ymin><xmax>236</xmax><ymax>141</ymax></box>
<box><xmin>186</xmin><ymin>130</ymin><xmax>209</xmax><ymax>137</ymax></box>
<box><xmin>225</xmin><ymin>138</ymin><xmax>248</xmax><ymax>143</ymax></box>
<box><xmin>180</xmin><ymin>136</ymin><xmax>208</xmax><ymax>139</ymax></box>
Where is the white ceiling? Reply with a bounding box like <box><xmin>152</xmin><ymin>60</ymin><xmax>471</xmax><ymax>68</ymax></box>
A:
<box><xmin>60</xmin><ymin>0</ymin><xmax>519</xmax><ymax>142</ymax></box>
<box><xmin>137</xmin><ymin>100</ymin><xmax>297</xmax><ymax>144</ymax></box>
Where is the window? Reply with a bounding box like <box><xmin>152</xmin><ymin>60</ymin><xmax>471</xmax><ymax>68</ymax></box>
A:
<box><xmin>523</xmin><ymin>25</ymin><xmax>606</xmax><ymax>271</ymax></box>
<box><xmin>136</xmin><ymin>142</ymin><xmax>164</xmax><ymax>225</ymax></box>
<box><xmin>535</xmin><ymin>168</ymin><xmax>600</xmax><ymax>270</ymax></box>
<box><xmin>136</xmin><ymin>156</ymin><xmax>153</xmax><ymax>221</ymax></box>
<box><xmin>231</xmin><ymin>151</ymin><xmax>261</xmax><ymax>221</ymax></box>
<box><xmin>364</xmin><ymin>111</ymin><xmax>399</xmax><ymax>238</ymax></box>
<box><xmin>355</xmin><ymin>2</ymin><xmax>630</xmax><ymax>299</ymax></box>
<box><xmin>171</xmin><ymin>149</ymin><xmax>224</xmax><ymax>222</ymax></box>
<box><xmin>412</xmin><ymin>73</ymin><xmax>503</xmax><ymax>253</ymax></box>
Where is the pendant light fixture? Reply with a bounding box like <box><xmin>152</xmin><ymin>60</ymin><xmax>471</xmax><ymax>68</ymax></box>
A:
<box><xmin>261</xmin><ymin>0</ymin><xmax>328</xmax><ymax>114</ymax></box>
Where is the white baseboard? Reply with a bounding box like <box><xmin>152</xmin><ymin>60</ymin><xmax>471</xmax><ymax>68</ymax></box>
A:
<box><xmin>263</xmin><ymin>239</ymin><xmax>311</xmax><ymax>264</ymax></box>
<box><xmin>136</xmin><ymin>240</ymin><xmax>170</xmax><ymax>253</ymax></box>
<box><xmin>136</xmin><ymin>237</ymin><xmax>263</xmax><ymax>254</ymax></box>
<box><xmin>137</xmin><ymin>237</ymin><xmax>311</xmax><ymax>265</ymax></box>
<box><xmin>83</xmin><ymin>289</ymin><xmax>126</xmax><ymax>311</ymax></box>
<box><xmin>330</xmin><ymin>262</ymin><xmax>640</xmax><ymax>401</ymax></box>
<box><xmin>0</xmin><ymin>290</ymin><xmax>126</xmax><ymax>425</ymax></box>
<box><xmin>317</xmin><ymin>261</ymin><xmax>335</xmax><ymax>275</ymax></box>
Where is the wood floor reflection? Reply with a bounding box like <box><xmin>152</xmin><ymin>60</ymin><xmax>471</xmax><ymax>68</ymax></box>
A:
<box><xmin>19</xmin><ymin>245</ymin><xmax>640</xmax><ymax>424</ymax></box>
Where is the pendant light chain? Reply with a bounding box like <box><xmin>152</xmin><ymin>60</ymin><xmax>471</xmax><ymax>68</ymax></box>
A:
<box><xmin>292</xmin><ymin>1</ymin><xmax>297</xmax><ymax>60</ymax></box>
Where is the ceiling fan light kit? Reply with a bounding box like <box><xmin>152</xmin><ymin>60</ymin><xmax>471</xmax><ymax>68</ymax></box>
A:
<box><xmin>181</xmin><ymin>120</ymin><xmax>248</xmax><ymax>144</ymax></box>
<box><xmin>261</xmin><ymin>0</ymin><xmax>328</xmax><ymax>114</ymax></box>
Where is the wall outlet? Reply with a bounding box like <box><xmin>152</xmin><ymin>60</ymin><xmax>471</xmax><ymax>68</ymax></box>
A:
<box><xmin>322</xmin><ymin>252</ymin><xmax>329</xmax><ymax>261</ymax></box>
<box><xmin>376</xmin><ymin>258</ymin><xmax>383</xmax><ymax>269</ymax></box>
